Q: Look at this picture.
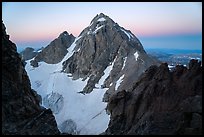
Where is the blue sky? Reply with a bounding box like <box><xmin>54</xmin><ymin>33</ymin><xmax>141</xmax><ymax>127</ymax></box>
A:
<box><xmin>139</xmin><ymin>34</ymin><xmax>202</xmax><ymax>50</ymax></box>
<box><xmin>2</xmin><ymin>2</ymin><xmax>202</xmax><ymax>51</ymax></box>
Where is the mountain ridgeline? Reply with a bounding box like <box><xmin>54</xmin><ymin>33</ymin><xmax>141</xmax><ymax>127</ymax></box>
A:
<box><xmin>8</xmin><ymin>13</ymin><xmax>202</xmax><ymax>135</ymax></box>
<box><xmin>30</xmin><ymin>13</ymin><xmax>159</xmax><ymax>102</ymax></box>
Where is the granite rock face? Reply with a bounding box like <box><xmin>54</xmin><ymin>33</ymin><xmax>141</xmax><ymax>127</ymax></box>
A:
<box><xmin>62</xmin><ymin>13</ymin><xmax>159</xmax><ymax>100</ymax></box>
<box><xmin>30</xmin><ymin>31</ymin><xmax>75</xmax><ymax>67</ymax></box>
<box><xmin>2</xmin><ymin>21</ymin><xmax>60</xmax><ymax>135</ymax></box>
<box><xmin>105</xmin><ymin>60</ymin><xmax>202</xmax><ymax>135</ymax></box>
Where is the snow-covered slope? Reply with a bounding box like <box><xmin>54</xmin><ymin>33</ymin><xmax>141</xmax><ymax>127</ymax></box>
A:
<box><xmin>25</xmin><ymin>37</ymin><xmax>110</xmax><ymax>135</ymax></box>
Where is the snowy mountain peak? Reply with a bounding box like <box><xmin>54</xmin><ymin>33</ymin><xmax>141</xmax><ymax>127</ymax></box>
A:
<box><xmin>62</xmin><ymin>13</ymin><xmax>159</xmax><ymax>96</ymax></box>
<box><xmin>98</xmin><ymin>12</ymin><xmax>106</xmax><ymax>17</ymax></box>
<box><xmin>81</xmin><ymin>13</ymin><xmax>140</xmax><ymax>44</ymax></box>
<box><xmin>90</xmin><ymin>13</ymin><xmax>112</xmax><ymax>24</ymax></box>
<box><xmin>25</xmin><ymin>13</ymin><xmax>159</xmax><ymax>135</ymax></box>
<box><xmin>85</xmin><ymin>13</ymin><xmax>116</xmax><ymax>35</ymax></box>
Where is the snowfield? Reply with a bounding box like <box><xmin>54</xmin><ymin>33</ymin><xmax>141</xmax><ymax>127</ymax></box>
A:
<box><xmin>25</xmin><ymin>37</ymin><xmax>110</xmax><ymax>135</ymax></box>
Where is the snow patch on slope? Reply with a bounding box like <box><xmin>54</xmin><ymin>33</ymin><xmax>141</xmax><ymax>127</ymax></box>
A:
<box><xmin>115</xmin><ymin>74</ymin><xmax>125</xmax><ymax>90</ymax></box>
<box><xmin>120</xmin><ymin>28</ymin><xmax>133</xmax><ymax>40</ymax></box>
<box><xmin>97</xmin><ymin>17</ymin><xmax>106</xmax><ymax>22</ymax></box>
<box><xmin>37</xmin><ymin>49</ymin><xmax>42</xmax><ymax>52</ymax></box>
<box><xmin>134</xmin><ymin>51</ymin><xmax>139</xmax><ymax>61</ymax></box>
<box><xmin>122</xmin><ymin>57</ymin><xmax>127</xmax><ymax>70</ymax></box>
<box><xmin>129</xmin><ymin>32</ymin><xmax>135</xmax><ymax>38</ymax></box>
<box><xmin>94</xmin><ymin>25</ymin><xmax>104</xmax><ymax>34</ymax></box>
<box><xmin>168</xmin><ymin>65</ymin><xmax>175</xmax><ymax>71</ymax></box>
<box><xmin>87</xmin><ymin>24</ymin><xmax>104</xmax><ymax>34</ymax></box>
<box><xmin>89</xmin><ymin>22</ymin><xmax>93</xmax><ymax>27</ymax></box>
<box><xmin>63</xmin><ymin>36</ymin><xmax>82</xmax><ymax>61</ymax></box>
<box><xmin>96</xmin><ymin>57</ymin><xmax>116</xmax><ymax>88</ymax></box>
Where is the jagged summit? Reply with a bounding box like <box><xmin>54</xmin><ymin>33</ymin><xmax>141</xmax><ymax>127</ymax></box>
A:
<box><xmin>79</xmin><ymin>13</ymin><xmax>115</xmax><ymax>37</ymax></box>
<box><xmin>59</xmin><ymin>31</ymin><xmax>69</xmax><ymax>36</ymax></box>
<box><xmin>59</xmin><ymin>31</ymin><xmax>74</xmax><ymax>38</ymax></box>
<box><xmin>98</xmin><ymin>12</ymin><xmax>107</xmax><ymax>17</ymax></box>
<box><xmin>90</xmin><ymin>13</ymin><xmax>114</xmax><ymax>25</ymax></box>
<box><xmin>79</xmin><ymin>13</ymin><xmax>140</xmax><ymax>45</ymax></box>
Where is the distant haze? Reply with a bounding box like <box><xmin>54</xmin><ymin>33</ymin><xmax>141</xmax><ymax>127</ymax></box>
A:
<box><xmin>2</xmin><ymin>2</ymin><xmax>202</xmax><ymax>50</ymax></box>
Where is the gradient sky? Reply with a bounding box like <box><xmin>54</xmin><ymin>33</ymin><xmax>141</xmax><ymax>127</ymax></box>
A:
<box><xmin>2</xmin><ymin>2</ymin><xmax>202</xmax><ymax>51</ymax></box>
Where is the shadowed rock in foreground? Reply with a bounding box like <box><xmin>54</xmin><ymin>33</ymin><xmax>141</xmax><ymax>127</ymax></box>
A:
<box><xmin>2</xmin><ymin>21</ymin><xmax>60</xmax><ymax>135</ymax></box>
<box><xmin>105</xmin><ymin>60</ymin><xmax>202</xmax><ymax>135</ymax></box>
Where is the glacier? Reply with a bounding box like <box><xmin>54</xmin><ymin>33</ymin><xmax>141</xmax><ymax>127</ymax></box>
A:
<box><xmin>25</xmin><ymin>36</ymin><xmax>110</xmax><ymax>135</ymax></box>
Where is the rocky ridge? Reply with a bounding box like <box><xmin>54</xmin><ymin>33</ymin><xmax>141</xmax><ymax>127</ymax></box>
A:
<box><xmin>105</xmin><ymin>59</ymin><xmax>202</xmax><ymax>135</ymax></box>
<box><xmin>2</xmin><ymin>21</ymin><xmax>60</xmax><ymax>135</ymax></box>
<box><xmin>30</xmin><ymin>31</ymin><xmax>75</xmax><ymax>67</ymax></box>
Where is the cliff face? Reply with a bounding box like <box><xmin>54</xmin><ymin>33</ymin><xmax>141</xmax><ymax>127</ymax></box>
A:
<box><xmin>2</xmin><ymin>21</ymin><xmax>60</xmax><ymax>135</ymax></box>
<box><xmin>30</xmin><ymin>31</ymin><xmax>75</xmax><ymax>67</ymax></box>
<box><xmin>105</xmin><ymin>60</ymin><xmax>202</xmax><ymax>135</ymax></box>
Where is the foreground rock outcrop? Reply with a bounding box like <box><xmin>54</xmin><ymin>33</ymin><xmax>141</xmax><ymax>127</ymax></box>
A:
<box><xmin>105</xmin><ymin>60</ymin><xmax>202</xmax><ymax>135</ymax></box>
<box><xmin>2</xmin><ymin>21</ymin><xmax>60</xmax><ymax>135</ymax></box>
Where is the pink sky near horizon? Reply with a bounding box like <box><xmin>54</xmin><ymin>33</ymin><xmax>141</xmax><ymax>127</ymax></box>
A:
<box><xmin>2</xmin><ymin>2</ymin><xmax>202</xmax><ymax>48</ymax></box>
